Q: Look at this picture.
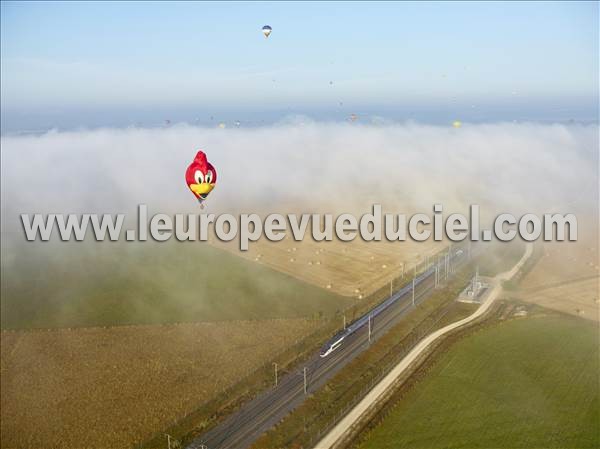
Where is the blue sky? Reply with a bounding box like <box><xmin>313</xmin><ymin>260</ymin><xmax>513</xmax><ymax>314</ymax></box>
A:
<box><xmin>1</xmin><ymin>1</ymin><xmax>598</xmax><ymax>130</ymax></box>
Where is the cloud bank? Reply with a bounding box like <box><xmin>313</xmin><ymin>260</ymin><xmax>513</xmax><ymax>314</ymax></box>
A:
<box><xmin>1</xmin><ymin>121</ymin><xmax>598</xmax><ymax>236</ymax></box>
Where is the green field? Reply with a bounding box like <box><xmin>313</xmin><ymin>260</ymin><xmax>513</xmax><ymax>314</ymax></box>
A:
<box><xmin>1</xmin><ymin>240</ymin><xmax>348</xmax><ymax>329</ymax></box>
<box><xmin>357</xmin><ymin>314</ymin><xmax>599</xmax><ymax>449</ymax></box>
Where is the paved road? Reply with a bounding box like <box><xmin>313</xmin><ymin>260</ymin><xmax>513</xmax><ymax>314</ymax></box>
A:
<box><xmin>315</xmin><ymin>243</ymin><xmax>533</xmax><ymax>449</ymax></box>
<box><xmin>188</xmin><ymin>251</ymin><xmax>468</xmax><ymax>449</ymax></box>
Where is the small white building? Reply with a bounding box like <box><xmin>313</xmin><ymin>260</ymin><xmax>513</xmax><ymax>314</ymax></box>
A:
<box><xmin>458</xmin><ymin>269</ymin><xmax>490</xmax><ymax>304</ymax></box>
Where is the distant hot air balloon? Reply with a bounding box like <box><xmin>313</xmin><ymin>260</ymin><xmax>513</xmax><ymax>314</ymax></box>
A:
<box><xmin>452</xmin><ymin>120</ymin><xmax>462</xmax><ymax>128</ymax></box>
<box><xmin>349</xmin><ymin>113</ymin><xmax>358</xmax><ymax>122</ymax></box>
<box><xmin>262</xmin><ymin>25</ymin><xmax>272</xmax><ymax>38</ymax></box>
<box><xmin>218</xmin><ymin>122</ymin><xmax>226</xmax><ymax>129</ymax></box>
<box><xmin>185</xmin><ymin>150</ymin><xmax>217</xmax><ymax>206</ymax></box>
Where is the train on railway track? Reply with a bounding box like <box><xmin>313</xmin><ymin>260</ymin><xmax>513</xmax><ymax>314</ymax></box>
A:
<box><xmin>319</xmin><ymin>247</ymin><xmax>467</xmax><ymax>357</ymax></box>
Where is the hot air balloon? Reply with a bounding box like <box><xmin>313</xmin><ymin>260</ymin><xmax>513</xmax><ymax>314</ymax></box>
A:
<box><xmin>452</xmin><ymin>120</ymin><xmax>462</xmax><ymax>128</ymax></box>
<box><xmin>262</xmin><ymin>25</ymin><xmax>272</xmax><ymax>38</ymax></box>
<box><xmin>185</xmin><ymin>150</ymin><xmax>217</xmax><ymax>206</ymax></box>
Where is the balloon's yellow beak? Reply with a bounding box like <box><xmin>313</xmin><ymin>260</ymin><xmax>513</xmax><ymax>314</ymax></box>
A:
<box><xmin>190</xmin><ymin>183</ymin><xmax>215</xmax><ymax>196</ymax></box>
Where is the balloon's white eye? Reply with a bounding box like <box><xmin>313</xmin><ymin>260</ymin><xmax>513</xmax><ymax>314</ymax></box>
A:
<box><xmin>205</xmin><ymin>170</ymin><xmax>213</xmax><ymax>184</ymax></box>
<box><xmin>194</xmin><ymin>170</ymin><xmax>204</xmax><ymax>184</ymax></box>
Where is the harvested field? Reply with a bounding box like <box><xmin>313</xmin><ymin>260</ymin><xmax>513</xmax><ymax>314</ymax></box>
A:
<box><xmin>523</xmin><ymin>240</ymin><xmax>598</xmax><ymax>286</ymax></box>
<box><xmin>518</xmin><ymin>277</ymin><xmax>598</xmax><ymax>322</ymax></box>
<box><xmin>516</xmin><ymin>235</ymin><xmax>599</xmax><ymax>321</ymax></box>
<box><xmin>217</xmin><ymin>237</ymin><xmax>442</xmax><ymax>297</ymax></box>
<box><xmin>0</xmin><ymin>318</ymin><xmax>320</xmax><ymax>449</ymax></box>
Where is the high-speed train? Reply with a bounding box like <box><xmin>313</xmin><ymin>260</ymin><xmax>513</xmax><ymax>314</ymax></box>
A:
<box><xmin>319</xmin><ymin>247</ymin><xmax>467</xmax><ymax>358</ymax></box>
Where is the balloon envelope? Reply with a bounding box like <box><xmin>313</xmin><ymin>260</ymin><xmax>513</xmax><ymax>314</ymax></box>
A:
<box><xmin>185</xmin><ymin>150</ymin><xmax>217</xmax><ymax>203</ymax></box>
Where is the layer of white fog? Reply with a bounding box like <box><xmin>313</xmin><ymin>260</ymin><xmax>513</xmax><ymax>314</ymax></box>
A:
<box><xmin>2</xmin><ymin>121</ymin><xmax>597</xmax><ymax>232</ymax></box>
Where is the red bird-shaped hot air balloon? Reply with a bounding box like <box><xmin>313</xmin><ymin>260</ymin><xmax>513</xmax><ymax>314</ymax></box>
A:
<box><xmin>185</xmin><ymin>150</ymin><xmax>217</xmax><ymax>205</ymax></box>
